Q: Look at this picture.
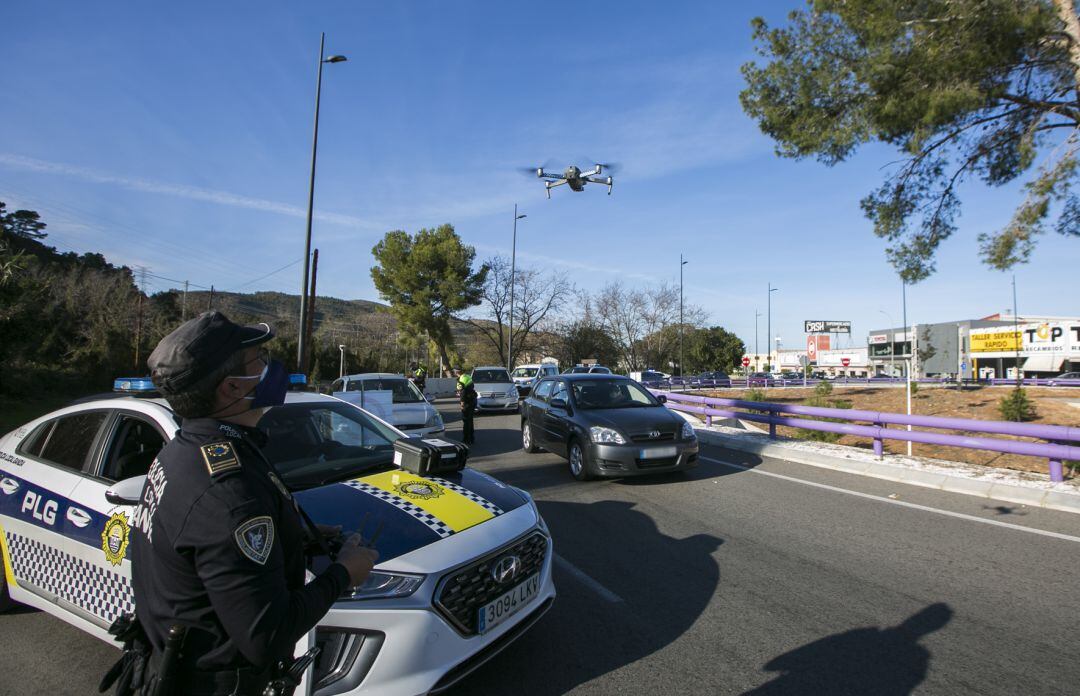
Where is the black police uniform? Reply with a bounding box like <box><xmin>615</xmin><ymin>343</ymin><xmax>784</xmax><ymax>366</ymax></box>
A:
<box><xmin>459</xmin><ymin>382</ymin><xmax>477</xmax><ymax>445</ymax></box>
<box><xmin>130</xmin><ymin>417</ymin><xmax>349</xmax><ymax>694</ymax></box>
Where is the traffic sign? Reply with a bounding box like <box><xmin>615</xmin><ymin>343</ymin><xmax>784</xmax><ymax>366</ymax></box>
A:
<box><xmin>841</xmin><ymin>357</ymin><xmax>851</xmax><ymax>367</ymax></box>
<box><xmin>742</xmin><ymin>357</ymin><xmax>751</xmax><ymax>367</ymax></box>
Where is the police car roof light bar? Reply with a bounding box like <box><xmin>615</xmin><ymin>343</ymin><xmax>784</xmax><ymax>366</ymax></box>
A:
<box><xmin>113</xmin><ymin>377</ymin><xmax>157</xmax><ymax>393</ymax></box>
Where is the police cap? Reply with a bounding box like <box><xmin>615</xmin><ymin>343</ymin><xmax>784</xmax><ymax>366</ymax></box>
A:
<box><xmin>148</xmin><ymin>311</ymin><xmax>274</xmax><ymax>394</ymax></box>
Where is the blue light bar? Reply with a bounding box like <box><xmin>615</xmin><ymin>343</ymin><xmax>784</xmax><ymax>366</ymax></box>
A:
<box><xmin>289</xmin><ymin>373</ymin><xmax>308</xmax><ymax>385</ymax></box>
<box><xmin>113</xmin><ymin>377</ymin><xmax>156</xmax><ymax>392</ymax></box>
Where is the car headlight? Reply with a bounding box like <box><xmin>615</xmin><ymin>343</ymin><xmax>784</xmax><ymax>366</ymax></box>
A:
<box><xmin>681</xmin><ymin>420</ymin><xmax>696</xmax><ymax>440</ymax></box>
<box><xmin>589</xmin><ymin>426</ymin><xmax>626</xmax><ymax>444</ymax></box>
<box><xmin>343</xmin><ymin>571</ymin><xmax>425</xmax><ymax>600</ymax></box>
<box><xmin>424</xmin><ymin>410</ymin><xmax>443</xmax><ymax>429</ymax></box>
<box><xmin>505</xmin><ymin>387</ymin><xmax>518</xmax><ymax>398</ymax></box>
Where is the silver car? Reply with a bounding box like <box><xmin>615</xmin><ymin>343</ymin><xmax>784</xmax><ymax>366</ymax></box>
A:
<box><xmin>330</xmin><ymin>373</ymin><xmax>445</xmax><ymax>436</ymax></box>
<box><xmin>471</xmin><ymin>366</ymin><xmax>520</xmax><ymax>412</ymax></box>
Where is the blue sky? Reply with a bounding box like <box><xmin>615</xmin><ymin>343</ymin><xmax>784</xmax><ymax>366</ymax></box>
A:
<box><xmin>1</xmin><ymin>1</ymin><xmax>1077</xmax><ymax>353</ymax></box>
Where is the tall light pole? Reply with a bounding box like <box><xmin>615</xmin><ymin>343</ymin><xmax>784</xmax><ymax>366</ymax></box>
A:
<box><xmin>755</xmin><ymin>310</ymin><xmax>762</xmax><ymax>363</ymax></box>
<box><xmin>297</xmin><ymin>33</ymin><xmax>347</xmax><ymax>373</ymax></box>
<box><xmin>902</xmin><ymin>279</ymin><xmax>912</xmax><ymax>455</ymax></box>
<box><xmin>878</xmin><ymin>309</ymin><xmax>895</xmax><ymax>377</ymax></box>
<box><xmin>507</xmin><ymin>205</ymin><xmax>526</xmax><ymax>371</ymax></box>
<box><xmin>767</xmin><ymin>283</ymin><xmax>778</xmax><ymax>370</ymax></box>
<box><xmin>338</xmin><ymin>344</ymin><xmax>346</xmax><ymax>379</ymax></box>
<box><xmin>679</xmin><ymin>255</ymin><xmax>688</xmax><ymax>376</ymax></box>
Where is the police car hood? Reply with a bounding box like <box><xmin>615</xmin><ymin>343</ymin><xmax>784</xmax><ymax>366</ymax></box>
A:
<box><xmin>294</xmin><ymin>467</ymin><xmax>528</xmax><ymax>562</ymax></box>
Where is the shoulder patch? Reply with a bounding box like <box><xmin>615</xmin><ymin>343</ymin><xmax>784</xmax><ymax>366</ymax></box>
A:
<box><xmin>201</xmin><ymin>442</ymin><xmax>240</xmax><ymax>476</ymax></box>
<box><xmin>234</xmin><ymin>516</ymin><xmax>275</xmax><ymax>565</ymax></box>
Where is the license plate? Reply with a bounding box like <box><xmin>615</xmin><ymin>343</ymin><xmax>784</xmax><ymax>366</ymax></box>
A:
<box><xmin>477</xmin><ymin>573</ymin><xmax>540</xmax><ymax>634</ymax></box>
<box><xmin>639</xmin><ymin>445</ymin><xmax>678</xmax><ymax>459</ymax></box>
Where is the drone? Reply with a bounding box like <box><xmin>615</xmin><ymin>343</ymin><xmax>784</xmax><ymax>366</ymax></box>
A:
<box><xmin>528</xmin><ymin>162</ymin><xmax>617</xmax><ymax>199</ymax></box>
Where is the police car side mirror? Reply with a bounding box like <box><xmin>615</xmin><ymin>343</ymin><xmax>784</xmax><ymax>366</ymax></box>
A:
<box><xmin>105</xmin><ymin>475</ymin><xmax>146</xmax><ymax>506</ymax></box>
<box><xmin>657</xmin><ymin>395</ymin><xmax>668</xmax><ymax>404</ymax></box>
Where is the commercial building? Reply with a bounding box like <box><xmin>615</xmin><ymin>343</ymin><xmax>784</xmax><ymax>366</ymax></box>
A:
<box><xmin>866</xmin><ymin>314</ymin><xmax>1080</xmax><ymax>379</ymax></box>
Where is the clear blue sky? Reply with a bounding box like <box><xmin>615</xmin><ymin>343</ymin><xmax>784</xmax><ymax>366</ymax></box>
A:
<box><xmin>1</xmin><ymin>1</ymin><xmax>1077</xmax><ymax>353</ymax></box>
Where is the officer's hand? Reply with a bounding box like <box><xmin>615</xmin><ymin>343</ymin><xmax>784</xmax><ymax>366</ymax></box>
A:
<box><xmin>316</xmin><ymin>523</ymin><xmax>342</xmax><ymax>539</ymax></box>
<box><xmin>336</xmin><ymin>534</ymin><xmax>379</xmax><ymax>587</ymax></box>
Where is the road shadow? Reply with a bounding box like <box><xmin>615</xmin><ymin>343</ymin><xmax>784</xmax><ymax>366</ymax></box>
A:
<box><xmin>446</xmin><ymin>499</ymin><xmax>723</xmax><ymax>695</ymax></box>
<box><xmin>742</xmin><ymin>603</ymin><xmax>953</xmax><ymax>696</ymax></box>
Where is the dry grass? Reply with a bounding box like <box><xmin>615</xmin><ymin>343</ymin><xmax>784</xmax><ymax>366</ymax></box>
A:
<box><xmin>702</xmin><ymin>384</ymin><xmax>1080</xmax><ymax>476</ymax></box>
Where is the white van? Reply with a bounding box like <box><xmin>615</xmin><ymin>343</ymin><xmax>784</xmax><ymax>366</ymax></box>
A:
<box><xmin>330</xmin><ymin>372</ymin><xmax>445</xmax><ymax>436</ymax></box>
<box><xmin>511</xmin><ymin>362</ymin><xmax>560</xmax><ymax>396</ymax></box>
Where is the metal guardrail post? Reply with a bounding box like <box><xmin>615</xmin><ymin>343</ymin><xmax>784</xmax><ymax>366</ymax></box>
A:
<box><xmin>706</xmin><ymin>414</ymin><xmax>713</xmax><ymax>427</ymax></box>
<box><xmin>873</xmin><ymin>421</ymin><xmax>883</xmax><ymax>459</ymax></box>
<box><xmin>768</xmin><ymin>406</ymin><xmax>777</xmax><ymax>439</ymax></box>
<box><xmin>1048</xmin><ymin>458</ymin><xmax>1064</xmax><ymax>482</ymax></box>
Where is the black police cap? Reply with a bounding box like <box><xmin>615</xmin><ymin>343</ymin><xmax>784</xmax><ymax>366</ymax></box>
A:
<box><xmin>148</xmin><ymin>311</ymin><xmax>274</xmax><ymax>394</ymax></box>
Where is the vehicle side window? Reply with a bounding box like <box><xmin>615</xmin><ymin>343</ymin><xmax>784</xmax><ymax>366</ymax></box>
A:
<box><xmin>346</xmin><ymin>380</ymin><xmax>363</xmax><ymax>392</ymax></box>
<box><xmin>100</xmin><ymin>414</ymin><xmax>167</xmax><ymax>482</ymax></box>
<box><xmin>16</xmin><ymin>421</ymin><xmax>53</xmax><ymax>458</ymax></box>
<box><xmin>551</xmin><ymin>382</ymin><xmax>569</xmax><ymax>404</ymax></box>
<box><xmin>330</xmin><ymin>379</ymin><xmax>344</xmax><ymax>392</ymax></box>
<box><xmin>35</xmin><ymin>411</ymin><xmax>109</xmax><ymax>473</ymax></box>
<box><xmin>533</xmin><ymin>380</ymin><xmax>555</xmax><ymax>401</ymax></box>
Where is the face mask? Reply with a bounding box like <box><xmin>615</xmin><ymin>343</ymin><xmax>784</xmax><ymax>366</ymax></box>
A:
<box><xmin>240</xmin><ymin>359</ymin><xmax>290</xmax><ymax>410</ymax></box>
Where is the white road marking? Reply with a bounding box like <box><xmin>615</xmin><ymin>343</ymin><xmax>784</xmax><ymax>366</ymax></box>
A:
<box><xmin>700</xmin><ymin>455</ymin><xmax>1080</xmax><ymax>545</ymax></box>
<box><xmin>554</xmin><ymin>553</ymin><xmax>624</xmax><ymax>603</ymax></box>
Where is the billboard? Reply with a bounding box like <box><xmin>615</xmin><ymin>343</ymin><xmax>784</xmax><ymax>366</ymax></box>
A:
<box><xmin>805</xmin><ymin>320</ymin><xmax>851</xmax><ymax>334</ymax></box>
<box><xmin>806</xmin><ymin>334</ymin><xmax>831</xmax><ymax>360</ymax></box>
<box><xmin>970</xmin><ymin>329</ymin><xmax>1020</xmax><ymax>353</ymax></box>
<box><xmin>970</xmin><ymin>322</ymin><xmax>1080</xmax><ymax>355</ymax></box>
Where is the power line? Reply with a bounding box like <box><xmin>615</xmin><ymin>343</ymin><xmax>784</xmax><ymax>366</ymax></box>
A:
<box><xmin>225</xmin><ymin>258</ymin><xmax>302</xmax><ymax>292</ymax></box>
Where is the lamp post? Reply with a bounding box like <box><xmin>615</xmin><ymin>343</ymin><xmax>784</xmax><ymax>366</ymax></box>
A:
<box><xmin>679</xmin><ymin>255</ymin><xmax>688</xmax><ymax>377</ymax></box>
<box><xmin>901</xmin><ymin>279</ymin><xmax>912</xmax><ymax>455</ymax></box>
<box><xmin>755</xmin><ymin>310</ymin><xmax>762</xmax><ymax>369</ymax></box>
<box><xmin>338</xmin><ymin>344</ymin><xmax>346</xmax><ymax>379</ymax></box>
<box><xmin>878</xmin><ymin>309</ymin><xmax>895</xmax><ymax>377</ymax></box>
<box><xmin>767</xmin><ymin>283</ymin><xmax>778</xmax><ymax>370</ymax></box>
<box><xmin>297</xmin><ymin>33</ymin><xmax>347</xmax><ymax>373</ymax></box>
<box><xmin>507</xmin><ymin>205</ymin><xmax>527</xmax><ymax>372</ymax></box>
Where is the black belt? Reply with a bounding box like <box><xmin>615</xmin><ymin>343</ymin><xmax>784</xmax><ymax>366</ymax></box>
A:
<box><xmin>147</xmin><ymin>650</ymin><xmax>271</xmax><ymax>696</ymax></box>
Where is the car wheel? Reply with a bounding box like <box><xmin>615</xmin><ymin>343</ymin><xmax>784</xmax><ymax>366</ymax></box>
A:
<box><xmin>522</xmin><ymin>421</ymin><xmax>540</xmax><ymax>454</ymax></box>
<box><xmin>568</xmin><ymin>439</ymin><xmax>594</xmax><ymax>481</ymax></box>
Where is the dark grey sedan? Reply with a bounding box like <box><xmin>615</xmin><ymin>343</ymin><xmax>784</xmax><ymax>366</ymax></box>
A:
<box><xmin>520</xmin><ymin>374</ymin><xmax>699</xmax><ymax>480</ymax></box>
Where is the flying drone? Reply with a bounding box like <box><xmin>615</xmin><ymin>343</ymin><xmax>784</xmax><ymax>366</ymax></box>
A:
<box><xmin>524</xmin><ymin>161</ymin><xmax>619</xmax><ymax>199</ymax></box>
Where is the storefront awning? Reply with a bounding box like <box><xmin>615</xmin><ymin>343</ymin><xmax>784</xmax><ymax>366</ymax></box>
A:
<box><xmin>1022</xmin><ymin>354</ymin><xmax>1065</xmax><ymax>372</ymax></box>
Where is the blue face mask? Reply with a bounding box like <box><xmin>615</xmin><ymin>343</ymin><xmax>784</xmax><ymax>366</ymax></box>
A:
<box><xmin>243</xmin><ymin>359</ymin><xmax>289</xmax><ymax>410</ymax></box>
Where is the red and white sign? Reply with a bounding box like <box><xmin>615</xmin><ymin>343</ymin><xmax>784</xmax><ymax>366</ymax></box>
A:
<box><xmin>742</xmin><ymin>356</ymin><xmax>751</xmax><ymax>367</ymax></box>
<box><xmin>841</xmin><ymin>357</ymin><xmax>851</xmax><ymax>367</ymax></box>
<box><xmin>806</xmin><ymin>335</ymin><xmax>831</xmax><ymax>360</ymax></box>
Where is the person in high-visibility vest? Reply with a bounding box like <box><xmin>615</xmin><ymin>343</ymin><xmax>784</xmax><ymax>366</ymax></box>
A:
<box><xmin>409</xmin><ymin>362</ymin><xmax>427</xmax><ymax>393</ymax></box>
<box><xmin>455</xmin><ymin>371</ymin><xmax>476</xmax><ymax>445</ymax></box>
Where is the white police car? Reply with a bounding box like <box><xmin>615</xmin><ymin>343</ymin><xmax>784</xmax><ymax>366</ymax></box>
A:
<box><xmin>0</xmin><ymin>379</ymin><xmax>555</xmax><ymax>695</ymax></box>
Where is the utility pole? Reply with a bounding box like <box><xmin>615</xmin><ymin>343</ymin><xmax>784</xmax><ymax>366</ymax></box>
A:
<box><xmin>133</xmin><ymin>266</ymin><xmax>147</xmax><ymax>370</ymax></box>
<box><xmin>207</xmin><ymin>285</ymin><xmax>215</xmax><ymax>311</ymax></box>
<box><xmin>507</xmin><ymin>205</ymin><xmax>526</xmax><ymax>371</ymax></box>
<box><xmin>902</xmin><ymin>279</ymin><xmax>911</xmax><ymax>456</ymax></box>
<box><xmin>1012</xmin><ymin>274</ymin><xmax>1021</xmax><ymax>389</ymax></box>
<box><xmin>679</xmin><ymin>254</ymin><xmax>688</xmax><ymax>377</ymax></box>
<box><xmin>767</xmin><ymin>283</ymin><xmax>778</xmax><ymax>370</ymax></box>
<box><xmin>755</xmin><ymin>310</ymin><xmax>762</xmax><ymax>359</ymax></box>
<box><xmin>303</xmin><ymin>249</ymin><xmax>319</xmax><ymax>375</ymax></box>
<box><xmin>181</xmin><ymin>280</ymin><xmax>189</xmax><ymax>320</ymax></box>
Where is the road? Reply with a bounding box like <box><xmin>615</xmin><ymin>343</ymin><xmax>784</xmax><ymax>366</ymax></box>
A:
<box><xmin>3</xmin><ymin>400</ymin><xmax>1079</xmax><ymax>695</ymax></box>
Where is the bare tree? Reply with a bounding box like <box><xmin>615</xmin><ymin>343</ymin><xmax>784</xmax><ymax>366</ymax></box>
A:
<box><xmin>590</xmin><ymin>281</ymin><xmax>706</xmax><ymax>370</ymax></box>
<box><xmin>463</xmin><ymin>256</ymin><xmax>573</xmax><ymax>367</ymax></box>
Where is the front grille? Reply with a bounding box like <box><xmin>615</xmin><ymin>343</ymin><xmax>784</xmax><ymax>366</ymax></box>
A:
<box><xmin>435</xmin><ymin>532</ymin><xmax>548</xmax><ymax>635</ymax></box>
<box><xmin>630</xmin><ymin>429</ymin><xmax>677</xmax><ymax>442</ymax></box>
<box><xmin>480</xmin><ymin>392</ymin><xmax>503</xmax><ymax>398</ymax></box>
<box><xmin>636</xmin><ymin>456</ymin><xmax>679</xmax><ymax>469</ymax></box>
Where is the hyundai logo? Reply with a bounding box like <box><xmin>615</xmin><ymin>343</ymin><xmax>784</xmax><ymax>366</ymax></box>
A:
<box><xmin>649</xmin><ymin>430</ymin><xmax>661</xmax><ymax>439</ymax></box>
<box><xmin>491</xmin><ymin>555</ymin><xmax>522</xmax><ymax>584</ymax></box>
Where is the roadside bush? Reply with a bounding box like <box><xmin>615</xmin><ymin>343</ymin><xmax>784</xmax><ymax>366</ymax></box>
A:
<box><xmin>998</xmin><ymin>388</ymin><xmax>1038</xmax><ymax>422</ymax></box>
<box><xmin>813</xmin><ymin>380</ymin><xmax>833</xmax><ymax>398</ymax></box>
<box><xmin>909</xmin><ymin>381</ymin><xmax>919</xmax><ymax>395</ymax></box>
<box><xmin>745</xmin><ymin>388</ymin><xmax>767</xmax><ymax>403</ymax></box>
<box><xmin>801</xmin><ymin>390</ymin><xmax>853</xmax><ymax>443</ymax></box>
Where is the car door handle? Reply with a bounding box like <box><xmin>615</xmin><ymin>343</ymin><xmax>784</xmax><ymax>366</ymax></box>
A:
<box><xmin>0</xmin><ymin>477</ymin><xmax>19</xmax><ymax>496</ymax></box>
<box><xmin>66</xmin><ymin>507</ymin><xmax>92</xmax><ymax>528</ymax></box>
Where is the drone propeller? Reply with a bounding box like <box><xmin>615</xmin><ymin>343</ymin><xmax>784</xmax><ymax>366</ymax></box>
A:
<box><xmin>581</xmin><ymin>157</ymin><xmax>622</xmax><ymax>174</ymax></box>
<box><xmin>517</xmin><ymin>159</ymin><xmax>561</xmax><ymax>177</ymax></box>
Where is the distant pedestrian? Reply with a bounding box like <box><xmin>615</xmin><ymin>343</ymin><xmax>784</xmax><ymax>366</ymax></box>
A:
<box><xmin>457</xmin><ymin>371</ymin><xmax>477</xmax><ymax>445</ymax></box>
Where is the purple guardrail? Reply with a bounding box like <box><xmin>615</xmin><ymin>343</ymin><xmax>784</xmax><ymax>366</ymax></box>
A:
<box><xmin>655</xmin><ymin>390</ymin><xmax>1080</xmax><ymax>482</ymax></box>
<box><xmin>648</xmin><ymin>377</ymin><xmax>1080</xmax><ymax>390</ymax></box>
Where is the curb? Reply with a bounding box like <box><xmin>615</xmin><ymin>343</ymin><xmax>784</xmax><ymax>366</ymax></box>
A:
<box><xmin>691</xmin><ymin>427</ymin><xmax>1080</xmax><ymax>515</ymax></box>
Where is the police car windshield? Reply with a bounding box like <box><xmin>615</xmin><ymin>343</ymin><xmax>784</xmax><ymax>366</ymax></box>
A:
<box><xmin>571</xmin><ymin>379</ymin><xmax>659</xmax><ymax>409</ymax></box>
<box><xmin>346</xmin><ymin>377</ymin><xmax>424</xmax><ymax>403</ymax></box>
<box><xmin>257</xmin><ymin>401</ymin><xmax>401</xmax><ymax>489</ymax></box>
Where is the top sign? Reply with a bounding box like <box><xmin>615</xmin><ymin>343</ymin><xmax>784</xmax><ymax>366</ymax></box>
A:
<box><xmin>841</xmin><ymin>357</ymin><xmax>851</xmax><ymax>367</ymax></box>
<box><xmin>804</xmin><ymin>320</ymin><xmax>851</xmax><ymax>334</ymax></box>
<box><xmin>742</xmin><ymin>356</ymin><xmax>751</xmax><ymax>367</ymax></box>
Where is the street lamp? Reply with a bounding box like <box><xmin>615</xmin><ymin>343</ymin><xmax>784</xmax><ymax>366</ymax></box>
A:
<box><xmin>338</xmin><ymin>344</ymin><xmax>346</xmax><ymax>379</ymax></box>
<box><xmin>755</xmin><ymin>309</ymin><xmax>762</xmax><ymax>365</ymax></box>
<box><xmin>878</xmin><ymin>309</ymin><xmax>895</xmax><ymax>377</ymax></box>
<box><xmin>297</xmin><ymin>33</ymin><xmax>347</xmax><ymax>373</ymax></box>
<box><xmin>507</xmin><ymin>205</ymin><xmax>527</xmax><ymax>372</ymax></box>
<box><xmin>767</xmin><ymin>283</ymin><xmax>778</xmax><ymax>370</ymax></box>
<box><xmin>679</xmin><ymin>255</ymin><xmax>688</xmax><ymax>377</ymax></box>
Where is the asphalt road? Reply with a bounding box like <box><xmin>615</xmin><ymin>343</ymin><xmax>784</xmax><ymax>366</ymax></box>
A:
<box><xmin>3</xmin><ymin>400</ymin><xmax>1080</xmax><ymax>695</ymax></box>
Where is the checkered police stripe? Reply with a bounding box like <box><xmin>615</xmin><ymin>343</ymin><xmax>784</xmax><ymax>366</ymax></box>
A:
<box><xmin>429</xmin><ymin>477</ymin><xmax>504</xmax><ymax>517</ymax></box>
<box><xmin>5</xmin><ymin>531</ymin><xmax>134</xmax><ymax>623</ymax></box>
<box><xmin>342</xmin><ymin>480</ymin><xmax>455</xmax><ymax>538</ymax></box>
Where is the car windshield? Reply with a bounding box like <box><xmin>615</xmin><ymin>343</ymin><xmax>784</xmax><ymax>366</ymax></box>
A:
<box><xmin>257</xmin><ymin>401</ymin><xmax>401</xmax><ymax>489</ymax></box>
<box><xmin>474</xmin><ymin>369</ymin><xmax>511</xmax><ymax>383</ymax></box>
<box><xmin>589</xmin><ymin>367</ymin><xmax>611</xmax><ymax>374</ymax></box>
<box><xmin>512</xmin><ymin>367</ymin><xmax>538</xmax><ymax>378</ymax></box>
<box><xmin>571</xmin><ymin>379</ymin><xmax>659</xmax><ymax>409</ymax></box>
<box><xmin>346</xmin><ymin>377</ymin><xmax>424</xmax><ymax>403</ymax></box>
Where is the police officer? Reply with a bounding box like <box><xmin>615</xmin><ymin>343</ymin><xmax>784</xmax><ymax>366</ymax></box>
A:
<box><xmin>456</xmin><ymin>369</ymin><xmax>477</xmax><ymax>445</ymax></box>
<box><xmin>129</xmin><ymin>311</ymin><xmax>378</xmax><ymax>695</ymax></box>
<box><xmin>409</xmin><ymin>361</ymin><xmax>427</xmax><ymax>393</ymax></box>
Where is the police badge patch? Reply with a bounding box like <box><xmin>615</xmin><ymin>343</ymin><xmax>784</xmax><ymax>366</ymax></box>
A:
<box><xmin>201</xmin><ymin>442</ymin><xmax>240</xmax><ymax>476</ymax></box>
<box><xmin>394</xmin><ymin>479</ymin><xmax>445</xmax><ymax>500</ymax></box>
<box><xmin>234</xmin><ymin>516</ymin><xmax>275</xmax><ymax>565</ymax></box>
<box><xmin>101</xmin><ymin>512</ymin><xmax>130</xmax><ymax>566</ymax></box>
